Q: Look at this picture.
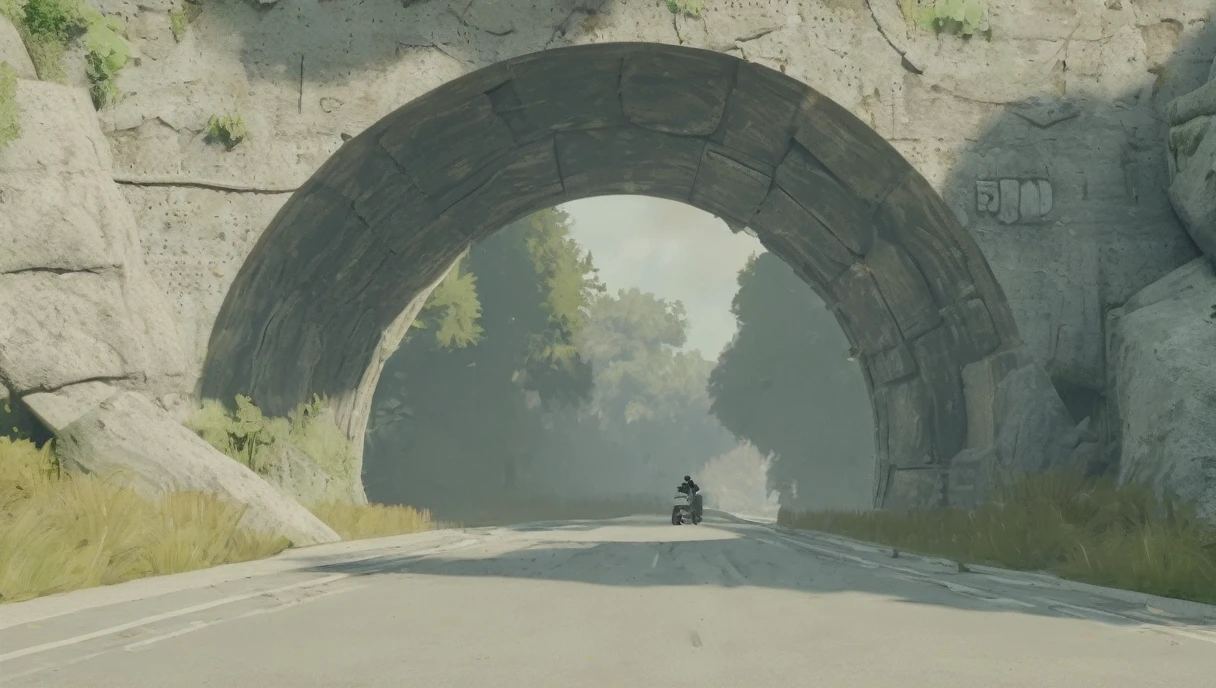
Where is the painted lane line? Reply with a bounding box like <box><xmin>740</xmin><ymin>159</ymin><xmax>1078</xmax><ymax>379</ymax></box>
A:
<box><xmin>0</xmin><ymin>651</ymin><xmax>108</xmax><ymax>686</ymax></box>
<box><xmin>0</xmin><ymin>573</ymin><xmax>350</xmax><ymax>665</ymax></box>
<box><xmin>124</xmin><ymin>583</ymin><xmax>370</xmax><ymax>652</ymax></box>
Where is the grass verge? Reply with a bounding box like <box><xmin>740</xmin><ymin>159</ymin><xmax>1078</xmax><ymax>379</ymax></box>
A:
<box><xmin>309</xmin><ymin>501</ymin><xmax>439</xmax><ymax>540</ymax></box>
<box><xmin>0</xmin><ymin>437</ymin><xmax>288</xmax><ymax>604</ymax></box>
<box><xmin>780</xmin><ymin>471</ymin><xmax>1216</xmax><ymax>604</ymax></box>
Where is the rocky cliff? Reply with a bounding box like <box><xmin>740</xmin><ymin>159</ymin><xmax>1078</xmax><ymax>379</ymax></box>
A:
<box><xmin>1</xmin><ymin>0</ymin><xmax>1215</xmax><ymax>521</ymax></box>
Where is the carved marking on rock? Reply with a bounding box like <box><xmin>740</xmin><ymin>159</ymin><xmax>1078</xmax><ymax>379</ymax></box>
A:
<box><xmin>977</xmin><ymin>178</ymin><xmax>1054</xmax><ymax>224</ymax></box>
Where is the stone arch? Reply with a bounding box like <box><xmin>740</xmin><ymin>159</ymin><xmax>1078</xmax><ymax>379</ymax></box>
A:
<box><xmin>199</xmin><ymin>43</ymin><xmax>1022</xmax><ymax>509</ymax></box>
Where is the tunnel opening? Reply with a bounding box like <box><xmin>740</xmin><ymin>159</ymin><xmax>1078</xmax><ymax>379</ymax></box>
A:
<box><xmin>360</xmin><ymin>197</ymin><xmax>879</xmax><ymax>525</ymax></box>
<box><xmin>198</xmin><ymin>43</ymin><xmax>1022</xmax><ymax>514</ymax></box>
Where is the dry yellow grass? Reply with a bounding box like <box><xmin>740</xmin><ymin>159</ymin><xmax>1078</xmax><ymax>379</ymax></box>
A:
<box><xmin>309</xmin><ymin>501</ymin><xmax>439</xmax><ymax>540</ymax></box>
<box><xmin>780</xmin><ymin>471</ymin><xmax>1216</xmax><ymax>604</ymax></box>
<box><xmin>0</xmin><ymin>437</ymin><xmax>288</xmax><ymax>604</ymax></box>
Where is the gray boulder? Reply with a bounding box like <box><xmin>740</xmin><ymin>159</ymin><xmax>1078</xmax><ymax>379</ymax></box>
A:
<box><xmin>1165</xmin><ymin>56</ymin><xmax>1216</xmax><ymax>258</ymax></box>
<box><xmin>23</xmin><ymin>382</ymin><xmax>341</xmax><ymax>546</ymax></box>
<box><xmin>1107</xmin><ymin>258</ymin><xmax>1216</xmax><ymax>525</ymax></box>
<box><xmin>950</xmin><ymin>348</ymin><xmax>1087</xmax><ymax>507</ymax></box>
<box><xmin>0</xmin><ymin>78</ymin><xmax>187</xmax><ymax>394</ymax></box>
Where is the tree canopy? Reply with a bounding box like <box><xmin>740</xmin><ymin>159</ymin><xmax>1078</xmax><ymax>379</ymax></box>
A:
<box><xmin>708</xmin><ymin>252</ymin><xmax>876</xmax><ymax>510</ymax></box>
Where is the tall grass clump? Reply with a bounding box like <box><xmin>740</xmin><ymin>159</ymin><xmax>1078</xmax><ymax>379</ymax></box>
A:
<box><xmin>309</xmin><ymin>501</ymin><xmax>438</xmax><ymax>541</ymax></box>
<box><xmin>780</xmin><ymin>471</ymin><xmax>1216</xmax><ymax>604</ymax></box>
<box><xmin>0</xmin><ymin>437</ymin><xmax>288</xmax><ymax>603</ymax></box>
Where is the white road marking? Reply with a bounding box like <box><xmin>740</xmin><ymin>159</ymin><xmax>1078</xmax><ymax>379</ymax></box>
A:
<box><xmin>651</xmin><ymin>554</ymin><xmax>659</xmax><ymax>568</ymax></box>
<box><xmin>0</xmin><ymin>652</ymin><xmax>108</xmax><ymax>686</ymax></box>
<box><xmin>123</xmin><ymin>583</ymin><xmax>369</xmax><ymax>652</ymax></box>
<box><xmin>0</xmin><ymin>574</ymin><xmax>351</xmax><ymax>665</ymax></box>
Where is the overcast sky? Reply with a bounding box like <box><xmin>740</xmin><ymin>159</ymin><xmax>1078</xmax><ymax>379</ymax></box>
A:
<box><xmin>559</xmin><ymin>196</ymin><xmax>766</xmax><ymax>360</ymax></box>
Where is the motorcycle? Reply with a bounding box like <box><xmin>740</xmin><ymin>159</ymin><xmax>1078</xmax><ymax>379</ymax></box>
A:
<box><xmin>671</xmin><ymin>488</ymin><xmax>703</xmax><ymax>526</ymax></box>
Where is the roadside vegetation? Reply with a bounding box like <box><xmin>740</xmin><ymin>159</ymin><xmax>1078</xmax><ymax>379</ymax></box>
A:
<box><xmin>0</xmin><ymin>436</ymin><xmax>288</xmax><ymax>604</ymax></box>
<box><xmin>781</xmin><ymin>471</ymin><xmax>1216</xmax><ymax>605</ymax></box>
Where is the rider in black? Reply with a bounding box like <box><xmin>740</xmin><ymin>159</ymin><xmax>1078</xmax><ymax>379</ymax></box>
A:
<box><xmin>678</xmin><ymin>475</ymin><xmax>700</xmax><ymax>495</ymax></box>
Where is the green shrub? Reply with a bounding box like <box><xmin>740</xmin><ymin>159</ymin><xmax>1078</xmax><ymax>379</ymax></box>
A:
<box><xmin>206</xmin><ymin>112</ymin><xmax>247</xmax><ymax>149</ymax></box>
<box><xmin>0</xmin><ymin>62</ymin><xmax>18</xmax><ymax>148</ymax></box>
<box><xmin>901</xmin><ymin>0</ymin><xmax>990</xmax><ymax>38</ymax></box>
<box><xmin>185</xmin><ymin>394</ymin><xmax>357</xmax><ymax>487</ymax></box>
<box><xmin>169</xmin><ymin>7</ymin><xmax>187</xmax><ymax>41</ymax></box>
<box><xmin>82</xmin><ymin>14</ymin><xmax>128</xmax><ymax>107</ymax></box>
<box><xmin>665</xmin><ymin>0</ymin><xmax>705</xmax><ymax>18</ymax></box>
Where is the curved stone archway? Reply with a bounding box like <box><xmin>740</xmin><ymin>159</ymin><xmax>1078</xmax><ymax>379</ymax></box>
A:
<box><xmin>200</xmin><ymin>43</ymin><xmax>1022</xmax><ymax>510</ymax></box>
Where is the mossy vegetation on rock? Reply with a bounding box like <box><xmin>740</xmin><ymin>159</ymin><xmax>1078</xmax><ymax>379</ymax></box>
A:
<box><xmin>1</xmin><ymin>0</ymin><xmax>129</xmax><ymax>104</ymax></box>
<box><xmin>0</xmin><ymin>61</ymin><xmax>18</xmax><ymax>147</ymax></box>
<box><xmin>186</xmin><ymin>394</ymin><xmax>363</xmax><ymax>506</ymax></box>
<box><xmin>205</xmin><ymin>112</ymin><xmax>248</xmax><ymax>149</ymax></box>
<box><xmin>901</xmin><ymin>0</ymin><xmax>990</xmax><ymax>38</ymax></box>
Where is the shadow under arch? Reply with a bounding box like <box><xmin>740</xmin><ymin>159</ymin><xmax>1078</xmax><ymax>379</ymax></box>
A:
<box><xmin>198</xmin><ymin>42</ymin><xmax>1023</xmax><ymax>510</ymax></box>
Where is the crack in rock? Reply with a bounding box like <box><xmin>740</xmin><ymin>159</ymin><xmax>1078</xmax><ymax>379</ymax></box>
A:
<box><xmin>864</xmin><ymin>0</ymin><xmax>925</xmax><ymax>75</ymax></box>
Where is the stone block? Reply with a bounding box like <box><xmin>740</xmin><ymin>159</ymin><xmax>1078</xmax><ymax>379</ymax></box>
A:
<box><xmin>774</xmin><ymin>142</ymin><xmax>874</xmax><ymax>256</ymax></box>
<box><xmin>621</xmin><ymin>48</ymin><xmax>734</xmax><ymax>136</ymax></box>
<box><xmin>875</xmin><ymin>376</ymin><xmax>932</xmax><ymax>468</ymax></box>
<box><xmin>750</xmin><ymin>188</ymin><xmax>854</xmax><ymax>287</ymax></box>
<box><xmin>824</xmin><ymin>265</ymin><xmax>904</xmax><ymax>356</ymax></box>
<box><xmin>792</xmin><ymin>88</ymin><xmax>913</xmax><ymax>204</ymax></box>
<box><xmin>867</xmin><ymin>343</ymin><xmax>918</xmax><ymax>387</ymax></box>
<box><xmin>719</xmin><ymin>62</ymin><xmax>802</xmax><ymax>167</ymax></box>
<box><xmin>556</xmin><ymin>126</ymin><xmax>704</xmax><ymax>200</ymax></box>
<box><xmin>940</xmin><ymin>298</ymin><xmax>1002</xmax><ymax>364</ymax></box>
<box><xmin>378</xmin><ymin>92</ymin><xmax>516</xmax><ymax>197</ymax></box>
<box><xmin>865</xmin><ymin>240</ymin><xmax>942</xmax><ymax>340</ymax></box>
<box><xmin>910</xmin><ymin>325</ymin><xmax>969</xmax><ymax>461</ymax></box>
<box><xmin>946</xmin><ymin>447</ymin><xmax>997</xmax><ymax>509</ymax></box>
<box><xmin>874</xmin><ymin>174</ymin><xmax>976</xmax><ymax>305</ymax></box>
<box><xmin>493</xmin><ymin>48</ymin><xmax>629</xmax><ymax>143</ymax></box>
<box><xmin>443</xmin><ymin>138</ymin><xmax>565</xmax><ymax>244</ymax></box>
<box><xmin>690</xmin><ymin>146</ymin><xmax>772</xmax><ymax>227</ymax></box>
<box><xmin>960</xmin><ymin>347</ymin><xmax>1032</xmax><ymax>450</ymax></box>
<box><xmin>883</xmin><ymin>468</ymin><xmax>946</xmax><ymax>511</ymax></box>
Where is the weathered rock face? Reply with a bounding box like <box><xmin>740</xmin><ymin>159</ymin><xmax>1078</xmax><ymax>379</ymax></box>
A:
<box><xmin>0</xmin><ymin>16</ymin><xmax>35</xmax><ymax>80</ymax></box>
<box><xmin>945</xmin><ymin>347</ymin><xmax>1093</xmax><ymax>508</ymax></box>
<box><xmin>0</xmin><ymin>78</ymin><xmax>187</xmax><ymax>397</ymax></box>
<box><xmin>1166</xmin><ymin>55</ymin><xmax>1216</xmax><ymax>258</ymax></box>
<box><xmin>1107</xmin><ymin>258</ymin><xmax>1216</xmax><ymax>524</ymax></box>
<box><xmin>93</xmin><ymin>0</ymin><xmax>1209</xmax><ymax>410</ymax></box>
<box><xmin>22</xmin><ymin>381</ymin><xmax>341</xmax><ymax>545</ymax></box>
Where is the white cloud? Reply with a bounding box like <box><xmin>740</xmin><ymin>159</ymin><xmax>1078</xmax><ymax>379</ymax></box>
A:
<box><xmin>559</xmin><ymin>195</ymin><xmax>766</xmax><ymax>359</ymax></box>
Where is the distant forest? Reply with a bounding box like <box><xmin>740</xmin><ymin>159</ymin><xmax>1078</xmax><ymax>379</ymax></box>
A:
<box><xmin>363</xmin><ymin>208</ymin><xmax>875</xmax><ymax>519</ymax></box>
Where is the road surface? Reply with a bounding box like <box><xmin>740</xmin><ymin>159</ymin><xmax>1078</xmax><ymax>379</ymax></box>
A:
<box><xmin>2</xmin><ymin>514</ymin><xmax>1215</xmax><ymax>687</ymax></box>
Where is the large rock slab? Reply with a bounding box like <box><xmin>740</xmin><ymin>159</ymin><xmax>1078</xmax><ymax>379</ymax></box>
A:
<box><xmin>23</xmin><ymin>382</ymin><xmax>341</xmax><ymax>546</ymax></box>
<box><xmin>0</xmin><ymin>79</ymin><xmax>186</xmax><ymax>394</ymax></box>
<box><xmin>0</xmin><ymin>16</ymin><xmax>35</xmax><ymax>80</ymax></box>
<box><xmin>1108</xmin><ymin>258</ymin><xmax>1216</xmax><ymax>524</ymax></box>
<box><xmin>1166</xmin><ymin>56</ymin><xmax>1216</xmax><ymax>258</ymax></box>
<box><xmin>959</xmin><ymin>347</ymin><xmax>1083</xmax><ymax>478</ymax></box>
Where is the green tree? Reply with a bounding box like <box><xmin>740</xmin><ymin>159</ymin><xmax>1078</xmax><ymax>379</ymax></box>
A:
<box><xmin>411</xmin><ymin>252</ymin><xmax>484</xmax><ymax>349</ymax></box>
<box><xmin>708</xmin><ymin>252</ymin><xmax>875</xmax><ymax>511</ymax></box>
<box><xmin>364</xmin><ymin>208</ymin><xmax>603</xmax><ymax>517</ymax></box>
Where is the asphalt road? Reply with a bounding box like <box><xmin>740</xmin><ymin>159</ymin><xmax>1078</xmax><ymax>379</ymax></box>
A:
<box><xmin>3</xmin><ymin>514</ymin><xmax>1215</xmax><ymax>687</ymax></box>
